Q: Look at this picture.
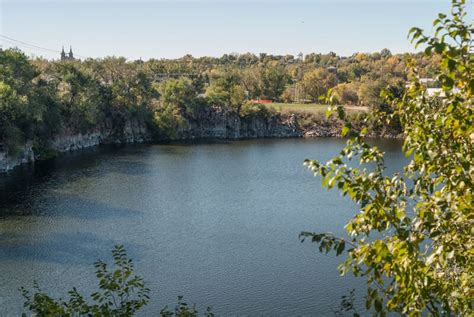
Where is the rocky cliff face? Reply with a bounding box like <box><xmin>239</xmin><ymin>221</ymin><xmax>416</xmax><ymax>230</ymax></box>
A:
<box><xmin>0</xmin><ymin>142</ymin><xmax>35</xmax><ymax>172</ymax></box>
<box><xmin>0</xmin><ymin>118</ymin><xmax>150</xmax><ymax>172</ymax></box>
<box><xmin>174</xmin><ymin>109</ymin><xmax>343</xmax><ymax>140</ymax></box>
<box><xmin>51</xmin><ymin>118</ymin><xmax>150</xmax><ymax>152</ymax></box>
<box><xmin>174</xmin><ymin>109</ymin><xmax>302</xmax><ymax>140</ymax></box>
<box><xmin>0</xmin><ymin>109</ymin><xmax>400</xmax><ymax>172</ymax></box>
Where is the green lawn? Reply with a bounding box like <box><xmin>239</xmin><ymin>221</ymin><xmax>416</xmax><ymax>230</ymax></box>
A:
<box><xmin>267</xmin><ymin>103</ymin><xmax>328</xmax><ymax>114</ymax></box>
<box><xmin>266</xmin><ymin>103</ymin><xmax>368</xmax><ymax>114</ymax></box>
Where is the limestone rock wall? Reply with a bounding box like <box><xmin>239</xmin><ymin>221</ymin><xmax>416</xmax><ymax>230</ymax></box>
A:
<box><xmin>0</xmin><ymin>108</ymin><xmax>400</xmax><ymax>172</ymax></box>
<box><xmin>172</xmin><ymin>109</ymin><xmax>302</xmax><ymax>140</ymax></box>
<box><xmin>0</xmin><ymin>142</ymin><xmax>34</xmax><ymax>172</ymax></box>
<box><xmin>0</xmin><ymin>118</ymin><xmax>150</xmax><ymax>172</ymax></box>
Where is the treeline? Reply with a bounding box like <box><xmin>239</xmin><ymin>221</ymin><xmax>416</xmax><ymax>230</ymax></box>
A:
<box><xmin>0</xmin><ymin>48</ymin><xmax>439</xmax><ymax>154</ymax></box>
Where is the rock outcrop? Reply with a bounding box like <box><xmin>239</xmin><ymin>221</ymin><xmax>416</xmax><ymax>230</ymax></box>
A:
<box><xmin>173</xmin><ymin>109</ymin><xmax>302</xmax><ymax>140</ymax></box>
<box><xmin>51</xmin><ymin>118</ymin><xmax>150</xmax><ymax>153</ymax></box>
<box><xmin>0</xmin><ymin>109</ymin><xmax>401</xmax><ymax>172</ymax></box>
<box><xmin>0</xmin><ymin>118</ymin><xmax>150</xmax><ymax>172</ymax></box>
<box><xmin>0</xmin><ymin>142</ymin><xmax>35</xmax><ymax>172</ymax></box>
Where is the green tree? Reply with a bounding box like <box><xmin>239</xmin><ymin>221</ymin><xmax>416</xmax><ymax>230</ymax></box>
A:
<box><xmin>302</xmin><ymin>1</ymin><xmax>473</xmax><ymax>315</ymax></box>
<box><xmin>86</xmin><ymin>57</ymin><xmax>154</xmax><ymax>121</ymax></box>
<box><xmin>302</xmin><ymin>68</ymin><xmax>337</xmax><ymax>103</ymax></box>
<box><xmin>158</xmin><ymin>78</ymin><xmax>199</xmax><ymax>114</ymax></box>
<box><xmin>205</xmin><ymin>69</ymin><xmax>245</xmax><ymax>111</ymax></box>
<box><xmin>357</xmin><ymin>78</ymin><xmax>385</xmax><ymax>108</ymax></box>
<box><xmin>0</xmin><ymin>49</ymin><xmax>48</xmax><ymax>151</ymax></box>
<box><xmin>380</xmin><ymin>48</ymin><xmax>392</xmax><ymax>58</ymax></box>
<box><xmin>153</xmin><ymin>103</ymin><xmax>187</xmax><ymax>139</ymax></box>
<box><xmin>0</xmin><ymin>48</ymin><xmax>39</xmax><ymax>96</ymax></box>
<box><xmin>332</xmin><ymin>83</ymin><xmax>359</xmax><ymax>106</ymax></box>
<box><xmin>0</xmin><ymin>82</ymin><xmax>28</xmax><ymax>126</ymax></box>
<box><xmin>240</xmin><ymin>67</ymin><xmax>263</xmax><ymax>100</ymax></box>
<box><xmin>52</xmin><ymin>63</ymin><xmax>102</xmax><ymax>131</ymax></box>
<box><xmin>260</xmin><ymin>64</ymin><xmax>290</xmax><ymax>101</ymax></box>
<box><xmin>0</xmin><ymin>81</ymin><xmax>29</xmax><ymax>153</ymax></box>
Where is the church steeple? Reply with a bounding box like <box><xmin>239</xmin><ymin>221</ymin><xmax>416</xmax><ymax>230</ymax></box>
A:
<box><xmin>60</xmin><ymin>45</ymin><xmax>75</xmax><ymax>61</ymax></box>
<box><xmin>61</xmin><ymin>46</ymin><xmax>66</xmax><ymax>60</ymax></box>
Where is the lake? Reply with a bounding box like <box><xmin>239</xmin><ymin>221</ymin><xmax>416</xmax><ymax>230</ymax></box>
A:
<box><xmin>0</xmin><ymin>138</ymin><xmax>404</xmax><ymax>316</ymax></box>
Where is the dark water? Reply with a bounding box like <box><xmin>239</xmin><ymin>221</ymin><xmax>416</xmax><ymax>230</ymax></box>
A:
<box><xmin>0</xmin><ymin>138</ymin><xmax>404</xmax><ymax>316</ymax></box>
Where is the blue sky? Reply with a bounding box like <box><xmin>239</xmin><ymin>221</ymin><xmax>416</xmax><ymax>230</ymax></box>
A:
<box><xmin>0</xmin><ymin>1</ymin><xmax>460</xmax><ymax>60</ymax></box>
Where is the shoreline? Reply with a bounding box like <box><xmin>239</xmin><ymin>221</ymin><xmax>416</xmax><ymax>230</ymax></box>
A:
<box><xmin>0</xmin><ymin>109</ymin><xmax>402</xmax><ymax>173</ymax></box>
<box><xmin>0</xmin><ymin>133</ymin><xmax>402</xmax><ymax>174</ymax></box>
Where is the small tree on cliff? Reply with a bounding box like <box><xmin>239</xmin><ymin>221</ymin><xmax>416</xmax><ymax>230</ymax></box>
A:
<box><xmin>301</xmin><ymin>0</ymin><xmax>473</xmax><ymax>315</ymax></box>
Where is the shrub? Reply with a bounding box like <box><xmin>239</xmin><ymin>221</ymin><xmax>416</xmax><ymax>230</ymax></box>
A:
<box><xmin>239</xmin><ymin>102</ymin><xmax>276</xmax><ymax>119</ymax></box>
<box><xmin>21</xmin><ymin>245</ymin><xmax>150</xmax><ymax>316</ymax></box>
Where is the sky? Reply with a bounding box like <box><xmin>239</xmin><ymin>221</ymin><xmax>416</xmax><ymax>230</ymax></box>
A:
<box><xmin>0</xmin><ymin>0</ymin><xmax>465</xmax><ymax>60</ymax></box>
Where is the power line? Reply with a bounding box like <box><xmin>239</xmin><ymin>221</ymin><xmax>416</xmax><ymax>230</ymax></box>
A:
<box><xmin>0</xmin><ymin>34</ymin><xmax>87</xmax><ymax>59</ymax></box>
<box><xmin>0</xmin><ymin>38</ymin><xmax>61</xmax><ymax>59</ymax></box>
<box><xmin>1</xmin><ymin>35</ymin><xmax>60</xmax><ymax>53</ymax></box>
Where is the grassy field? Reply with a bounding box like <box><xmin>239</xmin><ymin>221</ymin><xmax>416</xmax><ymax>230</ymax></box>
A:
<box><xmin>267</xmin><ymin>103</ymin><xmax>368</xmax><ymax>114</ymax></box>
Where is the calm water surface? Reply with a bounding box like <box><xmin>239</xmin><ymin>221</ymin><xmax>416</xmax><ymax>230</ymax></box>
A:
<box><xmin>0</xmin><ymin>138</ymin><xmax>404</xmax><ymax>316</ymax></box>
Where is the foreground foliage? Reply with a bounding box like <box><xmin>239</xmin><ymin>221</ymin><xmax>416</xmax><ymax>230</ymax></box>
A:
<box><xmin>21</xmin><ymin>245</ymin><xmax>150</xmax><ymax>316</ymax></box>
<box><xmin>21</xmin><ymin>245</ymin><xmax>213</xmax><ymax>316</ymax></box>
<box><xmin>302</xmin><ymin>1</ymin><xmax>473</xmax><ymax>315</ymax></box>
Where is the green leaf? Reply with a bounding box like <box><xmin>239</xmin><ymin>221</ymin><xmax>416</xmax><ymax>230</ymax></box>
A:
<box><xmin>374</xmin><ymin>299</ymin><xmax>382</xmax><ymax>312</ymax></box>
<box><xmin>341</xmin><ymin>126</ymin><xmax>350</xmax><ymax>137</ymax></box>
<box><xmin>336</xmin><ymin>241</ymin><xmax>345</xmax><ymax>256</ymax></box>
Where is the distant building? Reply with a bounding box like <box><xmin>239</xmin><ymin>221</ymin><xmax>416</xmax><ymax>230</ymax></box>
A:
<box><xmin>60</xmin><ymin>46</ymin><xmax>75</xmax><ymax>61</ymax></box>
<box><xmin>419</xmin><ymin>78</ymin><xmax>435</xmax><ymax>84</ymax></box>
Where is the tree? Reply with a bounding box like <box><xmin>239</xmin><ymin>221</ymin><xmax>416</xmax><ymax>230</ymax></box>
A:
<box><xmin>357</xmin><ymin>78</ymin><xmax>385</xmax><ymax>109</ymax></box>
<box><xmin>52</xmin><ymin>63</ymin><xmax>102</xmax><ymax>131</ymax></box>
<box><xmin>280</xmin><ymin>86</ymin><xmax>295</xmax><ymax>103</ymax></box>
<box><xmin>0</xmin><ymin>48</ymin><xmax>39</xmax><ymax>96</ymax></box>
<box><xmin>158</xmin><ymin>78</ymin><xmax>198</xmax><ymax>114</ymax></box>
<box><xmin>153</xmin><ymin>102</ymin><xmax>187</xmax><ymax>139</ymax></box>
<box><xmin>0</xmin><ymin>81</ymin><xmax>29</xmax><ymax>153</ymax></box>
<box><xmin>380</xmin><ymin>48</ymin><xmax>392</xmax><ymax>58</ymax></box>
<box><xmin>0</xmin><ymin>49</ymin><xmax>49</xmax><ymax>151</ymax></box>
<box><xmin>331</xmin><ymin>83</ymin><xmax>359</xmax><ymax>106</ymax></box>
<box><xmin>260</xmin><ymin>64</ymin><xmax>290</xmax><ymax>101</ymax></box>
<box><xmin>302</xmin><ymin>68</ymin><xmax>337</xmax><ymax>103</ymax></box>
<box><xmin>205</xmin><ymin>69</ymin><xmax>245</xmax><ymax>111</ymax></box>
<box><xmin>240</xmin><ymin>67</ymin><xmax>263</xmax><ymax>100</ymax></box>
<box><xmin>86</xmin><ymin>57</ymin><xmax>155</xmax><ymax>121</ymax></box>
<box><xmin>301</xmin><ymin>1</ymin><xmax>473</xmax><ymax>315</ymax></box>
<box><xmin>0</xmin><ymin>82</ymin><xmax>28</xmax><ymax>127</ymax></box>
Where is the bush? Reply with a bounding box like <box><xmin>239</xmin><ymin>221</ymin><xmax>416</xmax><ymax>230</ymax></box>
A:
<box><xmin>21</xmin><ymin>245</ymin><xmax>150</xmax><ymax>316</ymax></box>
<box><xmin>153</xmin><ymin>103</ymin><xmax>187</xmax><ymax>139</ymax></box>
<box><xmin>21</xmin><ymin>246</ymin><xmax>214</xmax><ymax>317</ymax></box>
<box><xmin>239</xmin><ymin>102</ymin><xmax>276</xmax><ymax>119</ymax></box>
